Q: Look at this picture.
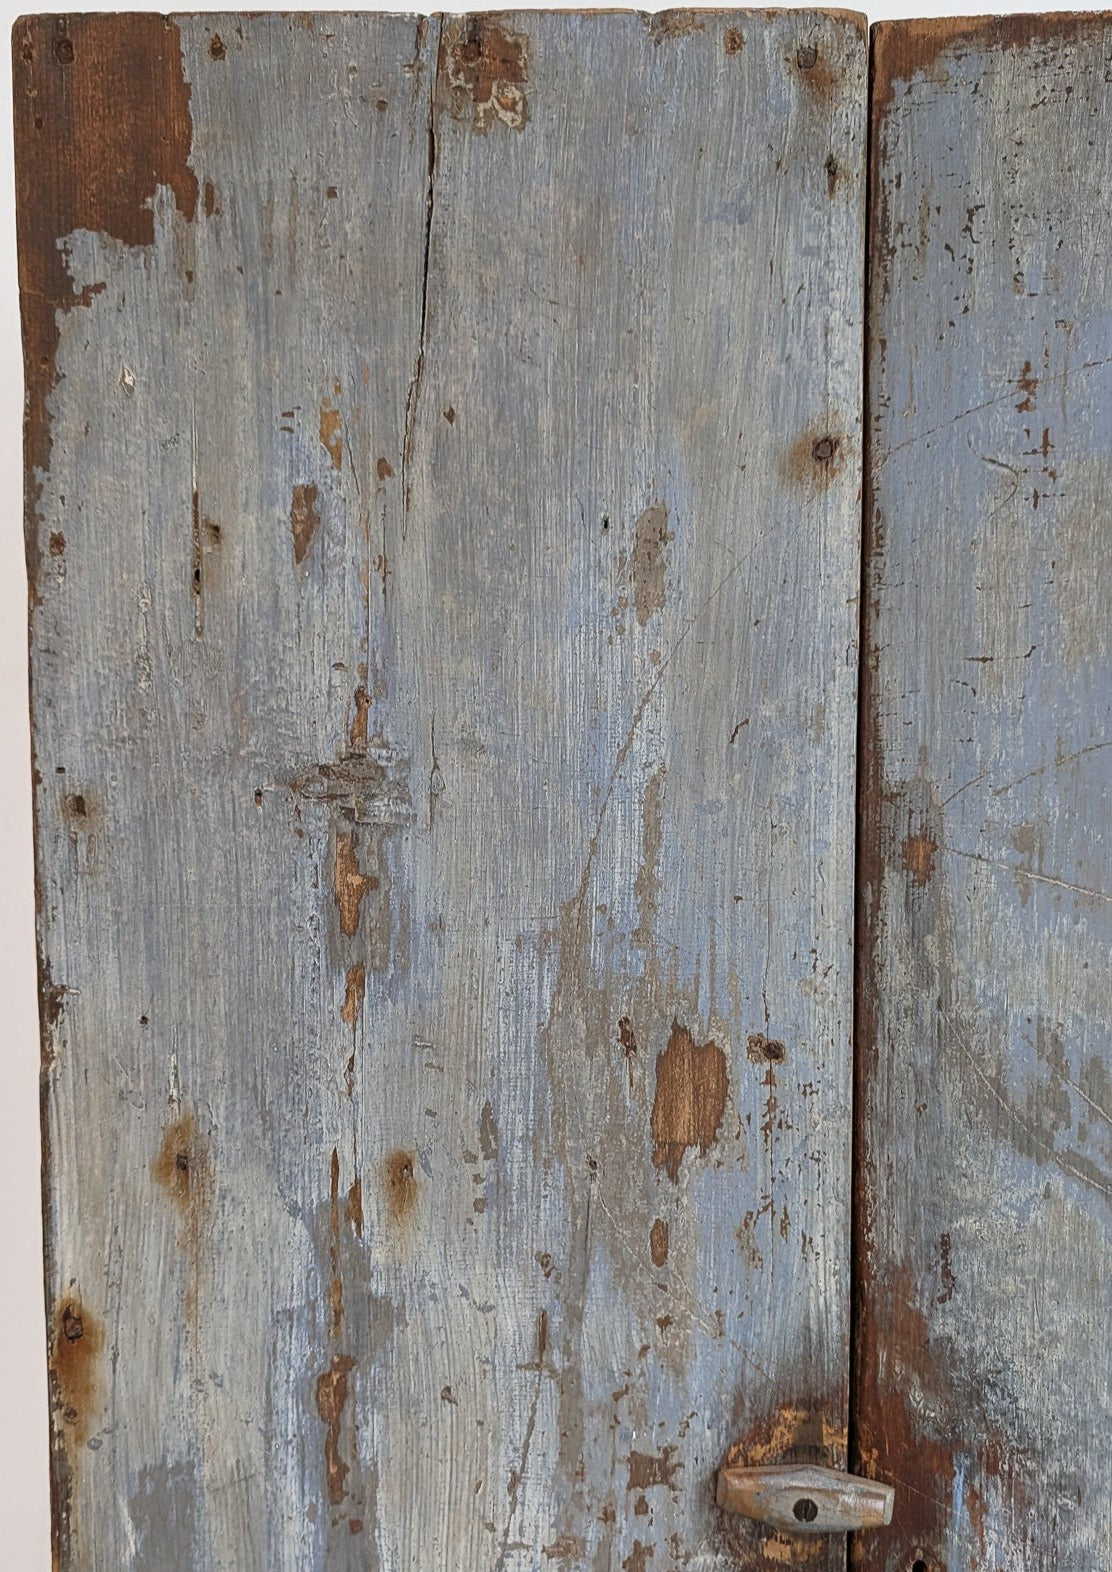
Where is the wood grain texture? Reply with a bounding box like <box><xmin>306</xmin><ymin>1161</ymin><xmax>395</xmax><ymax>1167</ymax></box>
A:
<box><xmin>857</xmin><ymin>17</ymin><xmax>1112</xmax><ymax>1572</ymax></box>
<box><xmin>17</xmin><ymin>11</ymin><xmax>866</xmax><ymax>1568</ymax></box>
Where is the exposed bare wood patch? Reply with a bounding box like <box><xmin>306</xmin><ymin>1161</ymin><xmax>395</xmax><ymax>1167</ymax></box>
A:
<box><xmin>315</xmin><ymin>1354</ymin><xmax>357</xmax><ymax>1506</ymax></box>
<box><xmin>333</xmin><ymin>832</ymin><xmax>373</xmax><ymax>937</ymax></box>
<box><xmin>290</xmin><ymin>483</ymin><xmax>321</xmax><ymax>565</ymax></box>
<box><xmin>651</xmin><ymin>1021</ymin><xmax>729</xmax><ymax>1182</ymax></box>
<box><xmin>631</xmin><ymin>506</ymin><xmax>672</xmax><ymax>627</ymax></box>
<box><xmin>627</xmin><ymin>1446</ymin><xmax>681</xmax><ymax>1492</ymax></box>
<box><xmin>319</xmin><ymin>387</ymin><xmax>343</xmax><ymax>470</ymax></box>
<box><xmin>649</xmin><ymin>1218</ymin><xmax>669</xmax><ymax>1267</ymax></box>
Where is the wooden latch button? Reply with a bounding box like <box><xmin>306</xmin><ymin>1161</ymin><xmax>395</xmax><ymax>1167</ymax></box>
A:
<box><xmin>716</xmin><ymin>1463</ymin><xmax>895</xmax><ymax>1534</ymax></box>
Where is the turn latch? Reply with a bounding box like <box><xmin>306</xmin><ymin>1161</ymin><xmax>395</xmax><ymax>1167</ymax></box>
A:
<box><xmin>716</xmin><ymin>1463</ymin><xmax>895</xmax><ymax>1535</ymax></box>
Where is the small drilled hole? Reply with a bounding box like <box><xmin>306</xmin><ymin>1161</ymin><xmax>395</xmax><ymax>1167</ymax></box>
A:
<box><xmin>793</xmin><ymin>1497</ymin><xmax>818</xmax><ymax>1522</ymax></box>
<box><xmin>912</xmin><ymin>1561</ymin><xmax>929</xmax><ymax>1572</ymax></box>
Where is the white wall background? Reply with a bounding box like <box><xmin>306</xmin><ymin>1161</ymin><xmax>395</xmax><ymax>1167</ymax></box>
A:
<box><xmin>0</xmin><ymin>1</ymin><xmax>1057</xmax><ymax>1563</ymax></box>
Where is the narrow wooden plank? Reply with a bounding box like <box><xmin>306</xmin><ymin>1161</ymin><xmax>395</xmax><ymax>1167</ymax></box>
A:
<box><xmin>17</xmin><ymin>11</ymin><xmax>866</xmax><ymax>1568</ymax></box>
<box><xmin>858</xmin><ymin>17</ymin><xmax>1112</xmax><ymax>1572</ymax></box>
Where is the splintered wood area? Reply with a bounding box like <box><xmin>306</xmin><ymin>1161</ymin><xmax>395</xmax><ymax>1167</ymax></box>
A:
<box><xmin>17</xmin><ymin>11</ymin><xmax>865</xmax><ymax>1570</ymax></box>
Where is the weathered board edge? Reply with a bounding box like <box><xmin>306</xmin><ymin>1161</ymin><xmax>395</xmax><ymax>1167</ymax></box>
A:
<box><xmin>12</xmin><ymin>17</ymin><xmax>201</xmax><ymax>1567</ymax></box>
<box><xmin>855</xmin><ymin>11</ymin><xmax>1112</xmax><ymax>1568</ymax></box>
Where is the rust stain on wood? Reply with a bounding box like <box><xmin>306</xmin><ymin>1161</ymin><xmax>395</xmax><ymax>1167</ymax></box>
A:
<box><xmin>792</xmin><ymin>36</ymin><xmax>840</xmax><ymax>100</ymax></box>
<box><xmin>854</xmin><ymin>1278</ymin><xmax>957</xmax><ymax>1561</ymax></box>
<box><xmin>785</xmin><ymin>428</ymin><xmax>845</xmax><ymax>490</ymax></box>
<box><xmin>152</xmin><ymin>1112</ymin><xmax>209</xmax><ymax>1216</ymax></box>
<box><xmin>50</xmin><ymin>1298</ymin><xmax>104</xmax><ymax>1450</ymax></box>
<box><xmin>443</xmin><ymin>18</ymin><xmax>530</xmax><ymax>131</ymax></box>
<box><xmin>651</xmin><ymin>1019</ymin><xmax>729</xmax><ymax>1182</ymax></box>
<box><xmin>384</xmin><ymin>1149</ymin><xmax>418</xmax><ymax>1223</ymax></box>
<box><xmin>334</xmin><ymin>832</ymin><xmax>374</xmax><ymax>937</ymax></box>
<box><xmin>316</xmin><ymin>1353</ymin><xmax>357</xmax><ymax>1506</ymax></box>
<box><xmin>631</xmin><ymin>504</ymin><xmax>672</xmax><ymax>626</ymax></box>
<box><xmin>902</xmin><ymin>830</ymin><xmax>938</xmax><ymax>886</ymax></box>
<box><xmin>290</xmin><ymin>483</ymin><xmax>321</xmax><ymax>565</ymax></box>
<box><xmin>153</xmin><ymin>1112</ymin><xmax>212</xmax><ymax>1325</ymax></box>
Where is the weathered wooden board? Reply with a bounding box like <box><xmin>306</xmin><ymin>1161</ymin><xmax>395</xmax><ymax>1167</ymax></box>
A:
<box><xmin>857</xmin><ymin>17</ymin><xmax>1112</xmax><ymax>1572</ymax></box>
<box><xmin>16</xmin><ymin>11</ymin><xmax>866</xmax><ymax>1568</ymax></box>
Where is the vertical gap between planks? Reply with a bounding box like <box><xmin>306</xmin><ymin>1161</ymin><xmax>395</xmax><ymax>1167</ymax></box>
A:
<box><xmin>847</xmin><ymin>19</ymin><xmax>882</xmax><ymax>1570</ymax></box>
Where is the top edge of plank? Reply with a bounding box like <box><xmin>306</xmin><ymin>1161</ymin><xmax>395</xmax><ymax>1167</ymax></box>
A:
<box><xmin>871</xmin><ymin>10</ymin><xmax>1112</xmax><ymax>122</ymax></box>
<box><xmin>12</xmin><ymin>7</ymin><xmax>868</xmax><ymax>32</ymax></box>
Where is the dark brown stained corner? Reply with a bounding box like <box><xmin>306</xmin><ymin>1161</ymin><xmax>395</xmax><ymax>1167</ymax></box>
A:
<box><xmin>13</xmin><ymin>13</ymin><xmax>198</xmax><ymax>586</ymax></box>
<box><xmin>870</xmin><ymin>12</ymin><xmax>1106</xmax><ymax>124</ymax></box>
<box><xmin>441</xmin><ymin>15</ymin><xmax>530</xmax><ymax>130</ymax></box>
